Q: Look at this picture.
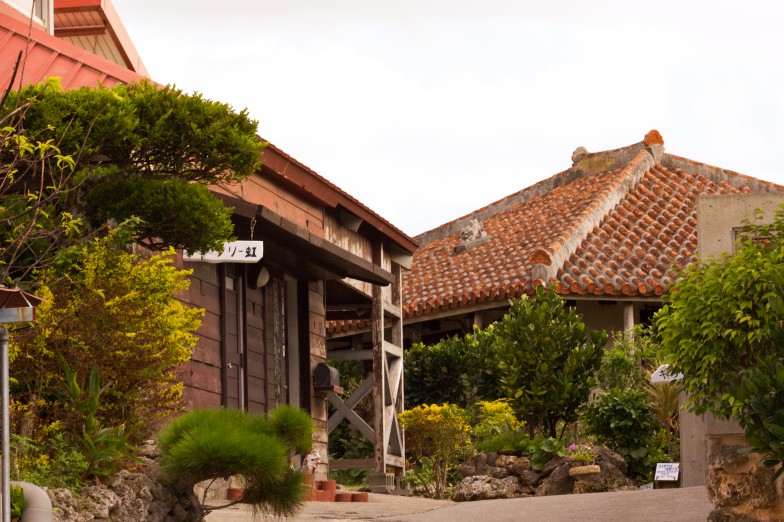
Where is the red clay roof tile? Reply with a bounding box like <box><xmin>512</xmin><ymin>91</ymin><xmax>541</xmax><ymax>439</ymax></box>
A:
<box><xmin>403</xmin><ymin>132</ymin><xmax>784</xmax><ymax>318</ymax></box>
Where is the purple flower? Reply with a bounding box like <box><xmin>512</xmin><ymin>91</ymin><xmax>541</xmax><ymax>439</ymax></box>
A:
<box><xmin>568</xmin><ymin>444</ymin><xmax>576</xmax><ymax>451</ymax></box>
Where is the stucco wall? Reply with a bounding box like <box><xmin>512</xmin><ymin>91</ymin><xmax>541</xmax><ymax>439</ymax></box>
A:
<box><xmin>697</xmin><ymin>193</ymin><xmax>784</xmax><ymax>259</ymax></box>
<box><xmin>679</xmin><ymin>193</ymin><xmax>784</xmax><ymax>487</ymax></box>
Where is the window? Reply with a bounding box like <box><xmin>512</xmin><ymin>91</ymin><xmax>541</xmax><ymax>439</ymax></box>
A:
<box><xmin>7</xmin><ymin>0</ymin><xmax>52</xmax><ymax>33</ymax></box>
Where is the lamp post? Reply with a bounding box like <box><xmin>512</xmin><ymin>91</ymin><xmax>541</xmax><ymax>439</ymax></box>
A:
<box><xmin>0</xmin><ymin>288</ymin><xmax>41</xmax><ymax>522</ymax></box>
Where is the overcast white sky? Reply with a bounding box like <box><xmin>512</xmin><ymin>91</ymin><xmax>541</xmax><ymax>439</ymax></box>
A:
<box><xmin>112</xmin><ymin>1</ymin><xmax>784</xmax><ymax>237</ymax></box>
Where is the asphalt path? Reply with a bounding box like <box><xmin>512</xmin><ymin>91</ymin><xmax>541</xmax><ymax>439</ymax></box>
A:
<box><xmin>206</xmin><ymin>486</ymin><xmax>713</xmax><ymax>521</ymax></box>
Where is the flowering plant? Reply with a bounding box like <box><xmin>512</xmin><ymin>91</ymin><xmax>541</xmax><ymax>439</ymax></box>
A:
<box><xmin>567</xmin><ymin>443</ymin><xmax>595</xmax><ymax>464</ymax></box>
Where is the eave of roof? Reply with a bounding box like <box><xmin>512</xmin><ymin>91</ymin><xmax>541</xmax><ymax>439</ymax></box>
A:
<box><xmin>53</xmin><ymin>0</ymin><xmax>148</xmax><ymax>75</ymax></box>
<box><xmin>402</xmin><ymin>130</ymin><xmax>784</xmax><ymax>319</ymax></box>
<box><xmin>260</xmin><ymin>140</ymin><xmax>419</xmax><ymax>255</ymax></box>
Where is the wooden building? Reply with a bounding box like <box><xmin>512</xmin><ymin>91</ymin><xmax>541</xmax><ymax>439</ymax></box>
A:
<box><xmin>0</xmin><ymin>3</ymin><xmax>419</xmax><ymax>486</ymax></box>
<box><xmin>177</xmin><ymin>143</ymin><xmax>417</xmax><ymax>483</ymax></box>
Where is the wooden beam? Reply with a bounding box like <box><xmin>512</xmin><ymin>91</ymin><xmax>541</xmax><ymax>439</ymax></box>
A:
<box><xmin>383</xmin><ymin>340</ymin><xmax>403</xmax><ymax>358</ymax></box>
<box><xmin>383</xmin><ymin>454</ymin><xmax>406</xmax><ymax>469</ymax></box>
<box><xmin>329</xmin><ymin>458</ymin><xmax>374</xmax><ymax>470</ymax></box>
<box><xmin>54</xmin><ymin>25</ymin><xmax>106</xmax><ymax>37</ymax></box>
<box><xmin>326</xmin><ymin>375</ymin><xmax>373</xmax><ymax>433</ymax></box>
<box><xmin>327</xmin><ymin>349</ymin><xmax>373</xmax><ymax>361</ymax></box>
<box><xmin>326</xmin><ymin>393</ymin><xmax>374</xmax><ymax>442</ymax></box>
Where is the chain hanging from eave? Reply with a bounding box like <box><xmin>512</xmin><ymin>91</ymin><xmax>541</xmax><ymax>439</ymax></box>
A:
<box><xmin>250</xmin><ymin>217</ymin><xmax>256</xmax><ymax>240</ymax></box>
<box><xmin>272</xmin><ymin>279</ymin><xmax>285</xmax><ymax>405</ymax></box>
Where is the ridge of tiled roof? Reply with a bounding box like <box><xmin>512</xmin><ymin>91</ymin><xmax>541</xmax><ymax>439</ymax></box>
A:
<box><xmin>530</xmin><ymin>144</ymin><xmax>657</xmax><ymax>285</ymax></box>
<box><xmin>402</xmin><ymin>130</ymin><xmax>784</xmax><ymax>319</ymax></box>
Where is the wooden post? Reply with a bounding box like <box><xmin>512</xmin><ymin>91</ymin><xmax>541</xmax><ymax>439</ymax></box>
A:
<box><xmin>368</xmin><ymin>243</ymin><xmax>405</xmax><ymax>493</ymax></box>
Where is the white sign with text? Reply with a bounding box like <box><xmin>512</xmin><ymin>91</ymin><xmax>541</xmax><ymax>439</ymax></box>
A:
<box><xmin>651</xmin><ymin>364</ymin><xmax>684</xmax><ymax>384</ymax></box>
<box><xmin>183</xmin><ymin>241</ymin><xmax>263</xmax><ymax>264</ymax></box>
<box><xmin>654</xmin><ymin>462</ymin><xmax>680</xmax><ymax>481</ymax></box>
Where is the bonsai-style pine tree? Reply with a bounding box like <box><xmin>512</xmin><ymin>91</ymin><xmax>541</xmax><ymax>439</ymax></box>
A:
<box><xmin>157</xmin><ymin>406</ymin><xmax>314</xmax><ymax>520</ymax></box>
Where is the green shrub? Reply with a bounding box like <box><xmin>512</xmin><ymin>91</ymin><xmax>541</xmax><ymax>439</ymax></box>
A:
<box><xmin>62</xmin><ymin>361</ymin><xmax>139</xmax><ymax>481</ymax></box>
<box><xmin>734</xmin><ymin>357</ymin><xmax>784</xmax><ymax>477</ymax></box>
<box><xmin>399</xmin><ymin>403</ymin><xmax>473</xmax><ymax>499</ymax></box>
<box><xmin>525</xmin><ymin>436</ymin><xmax>567</xmax><ymax>470</ymax></box>
<box><xmin>12</xmin><ymin>433</ymin><xmax>88</xmax><ymax>491</ymax></box>
<box><xmin>491</xmin><ymin>286</ymin><xmax>607</xmax><ymax>438</ymax></box>
<box><xmin>158</xmin><ymin>407</ymin><xmax>313</xmax><ymax>519</ymax></box>
<box><xmin>591</xmin><ymin>327</ymin><xmax>680</xmax><ymax>464</ymax></box>
<box><xmin>470</xmin><ymin>399</ymin><xmax>525</xmax><ymax>444</ymax></box>
<box><xmin>474</xmin><ymin>430</ymin><xmax>531</xmax><ymax>454</ymax></box>
<box><xmin>473</xmin><ymin>430</ymin><xmax>571</xmax><ymax>471</ymax></box>
<box><xmin>10</xmin><ymin>484</ymin><xmax>25</xmax><ymax>520</ymax></box>
<box><xmin>582</xmin><ymin>388</ymin><xmax>657</xmax><ymax>478</ymax></box>
<box><xmin>405</xmin><ymin>333</ymin><xmax>501</xmax><ymax>409</ymax></box>
<box><xmin>596</xmin><ymin>328</ymin><xmax>656</xmax><ymax>391</ymax></box>
<box><xmin>12</xmin><ymin>226</ymin><xmax>203</xmax><ymax>444</ymax></box>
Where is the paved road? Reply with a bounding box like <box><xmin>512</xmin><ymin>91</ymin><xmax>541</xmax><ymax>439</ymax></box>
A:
<box><xmin>206</xmin><ymin>486</ymin><xmax>713</xmax><ymax>521</ymax></box>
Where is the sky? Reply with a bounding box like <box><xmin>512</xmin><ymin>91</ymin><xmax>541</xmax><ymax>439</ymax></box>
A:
<box><xmin>111</xmin><ymin>1</ymin><xmax>784</xmax><ymax>238</ymax></box>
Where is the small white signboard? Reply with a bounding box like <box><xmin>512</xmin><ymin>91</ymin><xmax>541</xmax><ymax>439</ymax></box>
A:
<box><xmin>651</xmin><ymin>364</ymin><xmax>683</xmax><ymax>384</ymax></box>
<box><xmin>0</xmin><ymin>307</ymin><xmax>35</xmax><ymax>322</ymax></box>
<box><xmin>654</xmin><ymin>462</ymin><xmax>680</xmax><ymax>481</ymax></box>
<box><xmin>183</xmin><ymin>241</ymin><xmax>263</xmax><ymax>264</ymax></box>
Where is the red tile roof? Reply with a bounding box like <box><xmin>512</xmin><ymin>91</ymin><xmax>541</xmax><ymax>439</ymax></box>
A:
<box><xmin>402</xmin><ymin>131</ymin><xmax>784</xmax><ymax>318</ymax></box>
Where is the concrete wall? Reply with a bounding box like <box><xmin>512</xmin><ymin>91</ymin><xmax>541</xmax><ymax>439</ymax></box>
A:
<box><xmin>679</xmin><ymin>193</ymin><xmax>784</xmax><ymax>487</ymax></box>
<box><xmin>697</xmin><ymin>193</ymin><xmax>784</xmax><ymax>259</ymax></box>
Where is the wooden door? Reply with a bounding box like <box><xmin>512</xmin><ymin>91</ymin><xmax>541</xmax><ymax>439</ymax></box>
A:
<box><xmin>222</xmin><ymin>265</ymin><xmax>244</xmax><ymax>409</ymax></box>
<box><xmin>245</xmin><ymin>270</ymin><xmax>267</xmax><ymax>413</ymax></box>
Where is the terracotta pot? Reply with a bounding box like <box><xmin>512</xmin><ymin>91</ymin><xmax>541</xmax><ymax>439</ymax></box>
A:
<box><xmin>352</xmin><ymin>492</ymin><xmax>369</xmax><ymax>502</ymax></box>
<box><xmin>335</xmin><ymin>492</ymin><xmax>353</xmax><ymax>502</ymax></box>
<box><xmin>316</xmin><ymin>479</ymin><xmax>336</xmax><ymax>501</ymax></box>
<box><xmin>226</xmin><ymin>487</ymin><xmax>244</xmax><ymax>500</ymax></box>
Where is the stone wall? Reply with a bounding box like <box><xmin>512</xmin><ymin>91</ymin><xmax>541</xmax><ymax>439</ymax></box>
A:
<box><xmin>706</xmin><ymin>436</ymin><xmax>784</xmax><ymax>521</ymax></box>
<box><xmin>453</xmin><ymin>448</ymin><xmax>636</xmax><ymax>501</ymax></box>
<box><xmin>47</xmin><ymin>442</ymin><xmax>202</xmax><ymax>522</ymax></box>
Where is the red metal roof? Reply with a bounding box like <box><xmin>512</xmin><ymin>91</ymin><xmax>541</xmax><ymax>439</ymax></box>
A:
<box><xmin>402</xmin><ymin>131</ymin><xmax>784</xmax><ymax>319</ymax></box>
<box><xmin>0</xmin><ymin>10</ymin><xmax>143</xmax><ymax>89</ymax></box>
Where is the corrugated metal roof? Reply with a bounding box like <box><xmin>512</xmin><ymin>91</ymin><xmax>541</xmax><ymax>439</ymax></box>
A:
<box><xmin>0</xmin><ymin>10</ymin><xmax>143</xmax><ymax>89</ymax></box>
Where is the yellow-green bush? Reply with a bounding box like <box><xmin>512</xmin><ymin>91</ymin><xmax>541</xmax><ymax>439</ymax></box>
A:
<box><xmin>399</xmin><ymin>403</ymin><xmax>473</xmax><ymax>499</ymax></box>
<box><xmin>470</xmin><ymin>399</ymin><xmax>525</xmax><ymax>444</ymax></box>
<box><xmin>11</xmin><ymin>227</ymin><xmax>202</xmax><ymax>445</ymax></box>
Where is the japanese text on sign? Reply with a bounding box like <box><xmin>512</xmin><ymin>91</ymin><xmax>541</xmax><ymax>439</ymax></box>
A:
<box><xmin>654</xmin><ymin>462</ymin><xmax>679</xmax><ymax>481</ymax></box>
<box><xmin>651</xmin><ymin>364</ymin><xmax>684</xmax><ymax>384</ymax></box>
<box><xmin>183</xmin><ymin>241</ymin><xmax>264</xmax><ymax>264</ymax></box>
